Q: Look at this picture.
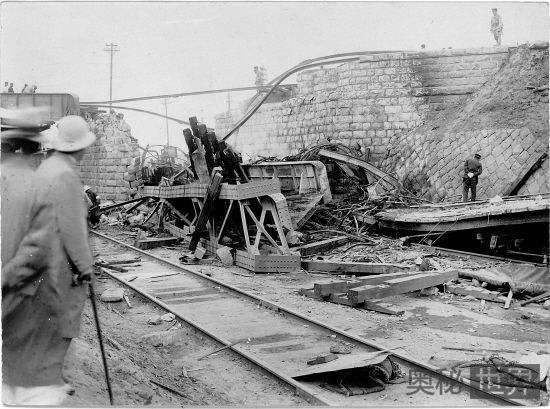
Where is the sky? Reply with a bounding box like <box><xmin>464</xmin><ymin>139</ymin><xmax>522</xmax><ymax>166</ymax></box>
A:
<box><xmin>1</xmin><ymin>1</ymin><xmax>548</xmax><ymax>151</ymax></box>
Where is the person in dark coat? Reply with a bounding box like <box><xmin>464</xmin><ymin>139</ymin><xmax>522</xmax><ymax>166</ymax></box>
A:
<box><xmin>1</xmin><ymin>108</ymin><xmax>71</xmax><ymax>405</ymax></box>
<box><xmin>33</xmin><ymin>115</ymin><xmax>97</xmax><ymax>394</ymax></box>
<box><xmin>462</xmin><ymin>153</ymin><xmax>483</xmax><ymax>202</ymax></box>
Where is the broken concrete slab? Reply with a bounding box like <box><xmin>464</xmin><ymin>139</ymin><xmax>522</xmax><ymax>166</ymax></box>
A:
<box><xmin>100</xmin><ymin>288</ymin><xmax>125</xmax><ymax>302</ymax></box>
<box><xmin>216</xmin><ymin>246</ymin><xmax>234</xmax><ymax>266</ymax></box>
<box><xmin>160</xmin><ymin>313</ymin><xmax>176</xmax><ymax>322</ymax></box>
<box><xmin>147</xmin><ymin>316</ymin><xmax>163</xmax><ymax>325</ymax></box>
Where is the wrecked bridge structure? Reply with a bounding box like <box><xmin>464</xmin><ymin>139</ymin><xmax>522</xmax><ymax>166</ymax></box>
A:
<box><xmin>4</xmin><ymin>42</ymin><xmax>548</xmax><ymax>407</ymax></box>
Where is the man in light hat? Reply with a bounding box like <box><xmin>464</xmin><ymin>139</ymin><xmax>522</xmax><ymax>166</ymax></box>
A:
<box><xmin>1</xmin><ymin>108</ymin><xmax>71</xmax><ymax>405</ymax></box>
<box><xmin>30</xmin><ymin>115</ymin><xmax>97</xmax><ymax>398</ymax></box>
<box><xmin>490</xmin><ymin>8</ymin><xmax>503</xmax><ymax>46</ymax></box>
<box><xmin>462</xmin><ymin>153</ymin><xmax>483</xmax><ymax>202</ymax></box>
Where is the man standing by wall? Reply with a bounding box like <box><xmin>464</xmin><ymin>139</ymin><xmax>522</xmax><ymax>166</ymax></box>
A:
<box><xmin>462</xmin><ymin>153</ymin><xmax>483</xmax><ymax>202</ymax></box>
<box><xmin>490</xmin><ymin>8</ymin><xmax>503</xmax><ymax>46</ymax></box>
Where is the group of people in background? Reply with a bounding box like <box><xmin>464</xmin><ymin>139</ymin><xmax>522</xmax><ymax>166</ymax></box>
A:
<box><xmin>3</xmin><ymin>82</ymin><xmax>38</xmax><ymax>93</ymax></box>
<box><xmin>1</xmin><ymin>108</ymin><xmax>96</xmax><ymax>405</ymax></box>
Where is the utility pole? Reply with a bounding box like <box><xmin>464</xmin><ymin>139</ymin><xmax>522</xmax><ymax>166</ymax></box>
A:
<box><xmin>104</xmin><ymin>43</ymin><xmax>120</xmax><ymax>110</ymax></box>
<box><xmin>161</xmin><ymin>99</ymin><xmax>171</xmax><ymax>146</ymax></box>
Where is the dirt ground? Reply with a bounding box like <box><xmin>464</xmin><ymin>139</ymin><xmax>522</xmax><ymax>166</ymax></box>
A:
<box><xmin>63</xmin><ymin>276</ymin><xmax>307</xmax><ymax>406</ymax></box>
<box><xmin>73</xmin><ymin>225</ymin><xmax>550</xmax><ymax>406</ymax></box>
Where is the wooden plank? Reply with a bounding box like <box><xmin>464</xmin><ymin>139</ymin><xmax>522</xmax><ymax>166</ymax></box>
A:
<box><xmin>100</xmin><ymin>197</ymin><xmax>147</xmax><ymax>212</ymax></box>
<box><xmin>315</xmin><ymin>280</ymin><xmax>363</xmax><ymax>298</ymax></box>
<box><xmin>348</xmin><ymin>270</ymin><xmax>458</xmax><ymax>304</ymax></box>
<box><xmin>198</xmin><ymin>123</ymin><xmax>214</xmax><ymax>175</ymax></box>
<box><xmin>189</xmin><ymin>171</ymin><xmax>223</xmax><ymax>251</ymax></box>
<box><xmin>135</xmin><ymin>237</ymin><xmax>179</xmax><ymax>250</ymax></box>
<box><xmin>445</xmin><ymin>283</ymin><xmax>507</xmax><ymax>303</ymax></box>
<box><xmin>518</xmin><ymin>290</ymin><xmax>550</xmax><ymax>306</ymax></box>
<box><xmin>299</xmin><ymin>236</ymin><xmax>349</xmax><ymax>257</ymax></box>
<box><xmin>318</xmin><ymin>149</ymin><xmax>399</xmax><ymax>189</ymax></box>
<box><xmin>301</xmin><ymin>260</ymin><xmax>407</xmax><ymax>275</ymax></box>
<box><xmin>363</xmin><ymin>301</ymin><xmax>405</xmax><ymax>316</ymax></box>
<box><xmin>183</xmin><ymin>128</ymin><xmax>198</xmax><ymax>179</ymax></box>
<box><xmin>504</xmin><ymin>289</ymin><xmax>513</xmax><ymax>309</ymax></box>
<box><xmin>95</xmin><ymin>262</ymin><xmax>128</xmax><ymax>273</ymax></box>
<box><xmin>329</xmin><ymin>293</ymin><xmax>360</xmax><ymax>307</ymax></box>
<box><xmin>313</xmin><ymin>272</ymin><xmax>410</xmax><ymax>297</ymax></box>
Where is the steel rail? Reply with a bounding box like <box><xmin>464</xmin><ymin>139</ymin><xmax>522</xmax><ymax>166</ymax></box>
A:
<box><xmin>80</xmin><ymin>85</ymin><xmax>297</xmax><ymax>105</ymax></box>
<box><xmin>91</xmin><ymin>229</ymin><xmax>521</xmax><ymax>406</ymax></box>
<box><xmin>80</xmin><ymin>104</ymin><xmax>193</xmax><ymax>126</ymax></box>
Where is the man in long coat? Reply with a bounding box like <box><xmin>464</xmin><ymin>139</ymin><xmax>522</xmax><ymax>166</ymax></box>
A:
<box><xmin>34</xmin><ymin>115</ymin><xmax>97</xmax><ymax>387</ymax></box>
<box><xmin>2</xmin><ymin>114</ymin><xmax>96</xmax><ymax>404</ymax></box>
<box><xmin>1</xmin><ymin>110</ymin><xmax>69</xmax><ymax>404</ymax></box>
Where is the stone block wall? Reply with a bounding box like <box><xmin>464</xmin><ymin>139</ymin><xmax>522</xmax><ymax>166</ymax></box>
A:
<box><xmin>381</xmin><ymin>128</ymin><xmax>548</xmax><ymax>201</ymax></box>
<box><xmin>79</xmin><ymin>112</ymin><xmax>142</xmax><ymax>202</ymax></box>
<box><xmin>216</xmin><ymin>47</ymin><xmax>509</xmax><ymax>163</ymax></box>
<box><xmin>517</xmin><ymin>157</ymin><xmax>550</xmax><ymax>196</ymax></box>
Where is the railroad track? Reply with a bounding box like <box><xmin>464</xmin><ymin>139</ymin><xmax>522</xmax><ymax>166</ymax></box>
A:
<box><xmin>90</xmin><ymin>230</ymin><xmax>521</xmax><ymax>406</ymax></box>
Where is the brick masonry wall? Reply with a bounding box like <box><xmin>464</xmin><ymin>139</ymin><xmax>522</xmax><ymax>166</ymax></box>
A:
<box><xmin>216</xmin><ymin>47</ymin><xmax>509</xmax><ymax>163</ymax></box>
<box><xmin>79</xmin><ymin>113</ymin><xmax>142</xmax><ymax>202</ymax></box>
<box><xmin>381</xmin><ymin>128</ymin><xmax>548</xmax><ymax>201</ymax></box>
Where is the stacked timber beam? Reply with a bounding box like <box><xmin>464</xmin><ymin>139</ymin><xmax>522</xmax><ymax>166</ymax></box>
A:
<box><xmin>300</xmin><ymin>269</ymin><xmax>458</xmax><ymax>311</ymax></box>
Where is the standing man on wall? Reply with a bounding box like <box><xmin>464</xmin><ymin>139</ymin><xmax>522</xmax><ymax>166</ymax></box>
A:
<box><xmin>34</xmin><ymin>115</ymin><xmax>97</xmax><ymax>398</ymax></box>
<box><xmin>490</xmin><ymin>8</ymin><xmax>503</xmax><ymax>46</ymax></box>
<box><xmin>462</xmin><ymin>153</ymin><xmax>483</xmax><ymax>202</ymax></box>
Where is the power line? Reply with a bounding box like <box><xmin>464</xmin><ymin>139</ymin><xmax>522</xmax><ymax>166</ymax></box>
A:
<box><xmin>104</xmin><ymin>43</ymin><xmax>120</xmax><ymax>110</ymax></box>
<box><xmin>161</xmin><ymin>98</ymin><xmax>171</xmax><ymax>146</ymax></box>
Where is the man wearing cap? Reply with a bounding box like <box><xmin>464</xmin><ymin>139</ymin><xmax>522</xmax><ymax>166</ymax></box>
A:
<box><xmin>462</xmin><ymin>153</ymin><xmax>483</xmax><ymax>202</ymax></box>
<box><xmin>32</xmin><ymin>115</ymin><xmax>96</xmax><ymax>397</ymax></box>
<box><xmin>490</xmin><ymin>8</ymin><xmax>503</xmax><ymax>46</ymax></box>
<box><xmin>1</xmin><ymin>108</ymin><xmax>68</xmax><ymax>404</ymax></box>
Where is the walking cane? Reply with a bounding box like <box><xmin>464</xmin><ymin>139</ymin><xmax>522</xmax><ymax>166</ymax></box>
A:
<box><xmin>88</xmin><ymin>282</ymin><xmax>114</xmax><ymax>405</ymax></box>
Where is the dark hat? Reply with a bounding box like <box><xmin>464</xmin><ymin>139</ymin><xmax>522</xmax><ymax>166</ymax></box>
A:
<box><xmin>492</xmin><ymin>8</ymin><xmax>497</xmax><ymax>11</ymax></box>
<box><xmin>474</xmin><ymin>153</ymin><xmax>481</xmax><ymax>159</ymax></box>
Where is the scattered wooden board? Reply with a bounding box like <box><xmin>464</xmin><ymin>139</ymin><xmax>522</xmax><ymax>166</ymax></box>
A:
<box><xmin>299</xmin><ymin>236</ymin><xmax>350</xmax><ymax>257</ymax></box>
<box><xmin>189</xmin><ymin>171</ymin><xmax>223</xmax><ymax>251</ymax></box>
<box><xmin>301</xmin><ymin>261</ymin><xmax>407</xmax><ymax>275</ymax></box>
<box><xmin>135</xmin><ymin>237</ymin><xmax>179</xmax><ymax>250</ymax></box>
<box><xmin>348</xmin><ymin>270</ymin><xmax>458</xmax><ymax>304</ymax></box>
<box><xmin>313</xmin><ymin>272</ymin><xmax>410</xmax><ymax>297</ymax></box>
<box><xmin>518</xmin><ymin>290</ymin><xmax>550</xmax><ymax>306</ymax></box>
<box><xmin>446</xmin><ymin>283</ymin><xmax>507</xmax><ymax>303</ymax></box>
